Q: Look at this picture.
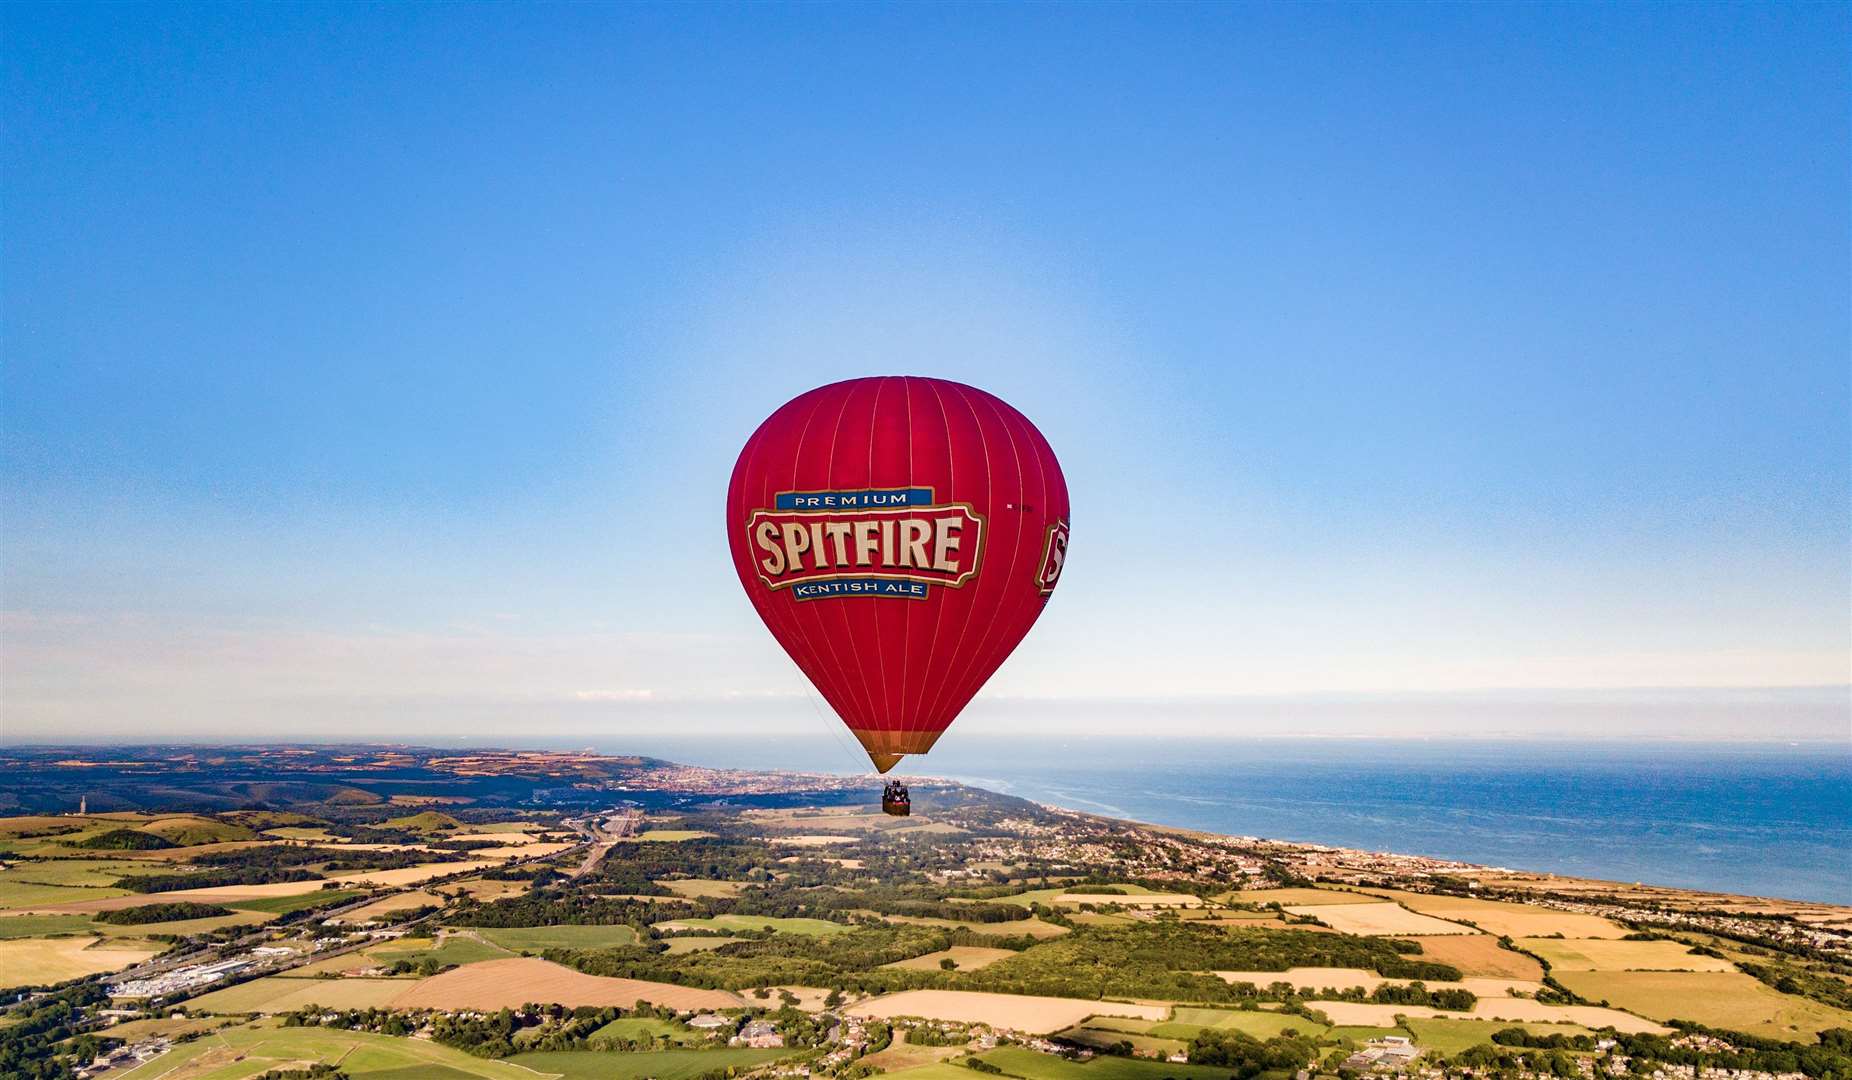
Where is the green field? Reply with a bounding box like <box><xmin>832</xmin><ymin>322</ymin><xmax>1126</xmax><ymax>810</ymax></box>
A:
<box><xmin>977</xmin><ymin>884</ymin><xmax>1163</xmax><ymax>908</ymax></box>
<box><xmin>0</xmin><ymin>858</ymin><xmax>152</xmax><ymax>886</ymax></box>
<box><xmin>378</xmin><ymin>933</ymin><xmax>512</xmax><ymax>968</ymax></box>
<box><xmin>508</xmin><ymin>1048</ymin><xmax>795</xmax><ymax>1080</ymax></box>
<box><xmin>96</xmin><ymin>910</ymin><xmax>274</xmax><ymax>937</ymax></box>
<box><xmin>0</xmin><ymin>880</ymin><xmax>127</xmax><ymax>909</ymax></box>
<box><xmin>1157</xmin><ymin>1008</ymin><xmax>1327</xmax><ymax>1041</ymax></box>
<box><xmin>1403</xmin><ymin>1019</ymin><xmax>1600</xmax><ymax>1056</ymax></box>
<box><xmin>134</xmin><ymin>815</ymin><xmax>260</xmax><ymax>845</ymax></box>
<box><xmin>264</xmin><ymin>827</ymin><xmax>338</xmax><ymax>841</ymax></box>
<box><xmin>1554</xmin><ymin>970</ymin><xmax>1852</xmax><ymax>1040</ymax></box>
<box><xmin>0</xmin><ymin>914</ymin><xmax>96</xmax><ymax>938</ymax></box>
<box><xmin>633</xmin><ymin>830</ymin><xmax>715</xmax><ymax>842</ymax></box>
<box><xmin>655</xmin><ymin>914</ymin><xmax>846</xmax><ymax>935</ymax></box>
<box><xmin>1056</xmin><ymin>1025</ymin><xmax>1188</xmax><ymax>1057</ymax></box>
<box><xmin>115</xmin><ymin>1018</ymin><xmax>545</xmax><ymax>1079</ymax></box>
<box><xmin>878</xmin><ymin>1063</ymin><xmax>989</xmax><ymax>1080</ymax></box>
<box><xmin>223</xmin><ymin>888</ymin><xmax>362</xmax><ymax>914</ymax></box>
<box><xmin>476</xmin><ymin>924</ymin><xmax>640</xmax><ymax>952</ymax></box>
<box><xmin>590</xmin><ymin>1016</ymin><xmax>696</xmax><ymax>1044</ymax></box>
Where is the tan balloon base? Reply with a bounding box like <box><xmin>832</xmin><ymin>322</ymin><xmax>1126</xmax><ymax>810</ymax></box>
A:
<box><xmin>849</xmin><ymin>729</ymin><xmax>944</xmax><ymax>774</ymax></box>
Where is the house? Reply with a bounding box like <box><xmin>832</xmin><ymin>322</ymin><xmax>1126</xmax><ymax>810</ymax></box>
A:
<box><xmin>688</xmin><ymin>1013</ymin><xmax>732</xmax><ymax>1030</ymax></box>
<box><xmin>734</xmin><ymin>1020</ymin><xmax>784</xmax><ymax>1049</ymax></box>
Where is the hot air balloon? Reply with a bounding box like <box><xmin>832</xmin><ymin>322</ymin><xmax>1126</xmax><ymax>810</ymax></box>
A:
<box><xmin>726</xmin><ymin>377</ymin><xmax>1070</xmax><ymax>809</ymax></box>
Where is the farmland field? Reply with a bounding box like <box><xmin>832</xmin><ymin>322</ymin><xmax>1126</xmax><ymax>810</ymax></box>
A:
<box><xmin>1213</xmin><ymin>966</ymin><xmax>1391</xmax><ymax>992</ymax></box>
<box><xmin>975</xmin><ymin>1045</ymin><xmax>1252</xmax><ymax>1080</ymax></box>
<box><xmin>655</xmin><ymin>914</ymin><xmax>845</xmax><ymax>935</ymax></box>
<box><xmin>634</xmin><ymin>830</ymin><xmax>714</xmax><ymax>842</ymax></box>
<box><xmin>662</xmin><ymin>935</ymin><xmax>740</xmax><ymax>953</ymax></box>
<box><xmin>980</xmin><ymin>884</ymin><xmax>1164</xmax><ymax>908</ymax></box>
<box><xmin>1520</xmin><ymin>937</ymin><xmax>1739</xmax><ymax>972</ymax></box>
<box><xmin>0</xmin><ymin>858</ymin><xmax>150</xmax><ymax>886</ymax></box>
<box><xmin>589</xmin><ymin>1016</ymin><xmax>689</xmax><ymax>1042</ymax></box>
<box><xmin>476</xmin><ymin>924</ymin><xmax>640</xmax><ymax>952</ymax></box>
<box><xmin>376</xmin><ymin>933</ymin><xmax>512</xmax><ymax>968</ymax></box>
<box><xmin>1221</xmin><ymin>888</ymin><xmax>1383</xmax><ymax>906</ymax></box>
<box><xmin>848</xmin><ymin>990</ymin><xmax>1168</xmax><ymax>1033</ymax></box>
<box><xmin>1159</xmin><ymin>1007</ymin><xmax>1327</xmax><ymax>1040</ymax></box>
<box><xmin>657</xmin><ymin>878</ymin><xmax>750</xmax><ymax>898</ymax></box>
<box><xmin>0</xmin><ymin>913</ymin><xmax>94</xmax><ymax>938</ymax></box>
<box><xmin>1403</xmin><ymin>1018</ymin><xmax>1600</xmax><ymax>1056</ymax></box>
<box><xmin>0</xmin><ymin>880</ymin><xmax>127</xmax><ymax>910</ymax></box>
<box><xmin>95</xmin><ymin>909</ymin><xmax>273</xmax><ymax>936</ymax></box>
<box><xmin>1310</xmin><ymin>999</ymin><xmax>1668</xmax><ymax>1033</ymax></box>
<box><xmin>332</xmin><ymin>890</ymin><xmax>443</xmax><ymax>923</ymax></box>
<box><xmin>1055</xmin><ymin>1024</ymin><xmax>1187</xmax><ymax>1056</ymax></box>
<box><xmin>0</xmin><ymin>936</ymin><xmax>157</xmax><ymax>987</ymax></box>
<box><xmin>883</xmin><ymin>945</ymin><xmax>1019</xmax><ymax>971</ymax></box>
<box><xmin>390</xmin><ymin>956</ymin><xmax>744</xmax><ymax>1011</ymax></box>
<box><xmin>1403</xmin><ymin>935</ymin><xmax>1545</xmax><ymax>979</ymax></box>
<box><xmin>884</xmin><ymin>914</ymin><xmax>1071</xmax><ymax>938</ymax></box>
<box><xmin>1369</xmin><ymin>890</ymin><xmax>1628</xmax><ymax>939</ymax></box>
<box><xmin>187</xmin><ymin>976</ymin><xmax>410</xmax><ymax>1013</ymax></box>
<box><xmin>860</xmin><ymin>1039</ymin><xmax>972</xmax><ymax>1071</ymax></box>
<box><xmin>114</xmin><ymin>1019</ymin><xmax>545</xmax><ymax>1080</ymax></box>
<box><xmin>223</xmin><ymin>888</ymin><xmax>363</xmax><ymax>914</ymax></box>
<box><xmin>507</xmin><ymin>1048</ymin><xmax>795</xmax><ymax>1080</ymax></box>
<box><xmin>1285</xmin><ymin>902</ymin><xmax>1476</xmax><ymax>936</ymax></box>
<box><xmin>1553</xmin><ymin>970</ymin><xmax>1852</xmax><ymax>1039</ymax></box>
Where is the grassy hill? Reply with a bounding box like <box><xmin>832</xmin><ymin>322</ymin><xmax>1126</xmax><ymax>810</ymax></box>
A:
<box><xmin>385</xmin><ymin>811</ymin><xmax>463</xmax><ymax>833</ymax></box>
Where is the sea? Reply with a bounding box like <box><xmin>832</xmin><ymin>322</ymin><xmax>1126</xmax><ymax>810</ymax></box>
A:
<box><xmin>581</xmin><ymin>735</ymin><xmax>1852</xmax><ymax>905</ymax></box>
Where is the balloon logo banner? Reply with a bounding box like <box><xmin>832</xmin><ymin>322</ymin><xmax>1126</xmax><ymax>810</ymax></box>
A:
<box><xmin>727</xmin><ymin>377</ymin><xmax>1069</xmax><ymax>773</ymax></box>
<box><xmin>747</xmin><ymin>487</ymin><xmax>984</xmax><ymax>600</ymax></box>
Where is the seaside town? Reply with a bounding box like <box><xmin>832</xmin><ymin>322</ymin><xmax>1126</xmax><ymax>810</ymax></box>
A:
<box><xmin>1</xmin><ymin>745</ymin><xmax>1848</xmax><ymax>1080</ymax></box>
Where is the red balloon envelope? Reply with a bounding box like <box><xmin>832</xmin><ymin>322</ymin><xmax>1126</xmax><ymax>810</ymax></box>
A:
<box><xmin>726</xmin><ymin>377</ymin><xmax>1070</xmax><ymax>773</ymax></box>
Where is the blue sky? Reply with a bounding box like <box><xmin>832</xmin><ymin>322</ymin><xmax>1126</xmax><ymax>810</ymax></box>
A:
<box><xmin>3</xmin><ymin>4</ymin><xmax>1847</xmax><ymax>744</ymax></box>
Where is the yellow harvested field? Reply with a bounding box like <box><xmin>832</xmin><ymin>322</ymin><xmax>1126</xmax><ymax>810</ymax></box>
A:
<box><xmin>1372</xmin><ymin>891</ymin><xmax>1628</xmax><ymax>939</ymax></box>
<box><xmin>1519</xmin><ymin>938</ymin><xmax>1739</xmax><ymax>972</ymax></box>
<box><xmin>282</xmin><ymin>952</ymin><xmax>411</xmax><ymax>977</ymax></box>
<box><xmin>1286</xmin><ymin>902</ymin><xmax>1476</xmax><ymax>936</ymax></box>
<box><xmin>882</xmin><ymin>914</ymin><xmax>1070</xmax><ymax>939</ymax></box>
<box><xmin>657</xmin><ymin>879</ymin><xmax>749</xmax><ymax>898</ymax></box>
<box><xmin>1404</xmin><ymin>935</ymin><xmax>1546</xmax><ymax>980</ymax></box>
<box><xmin>328</xmin><ymin>891</ymin><xmax>443</xmax><ymax>924</ymax></box>
<box><xmin>467</xmin><ymin>842</ymin><xmax>576</xmax><ymax>859</ymax></box>
<box><xmin>326</xmin><ymin>859</ymin><xmax>507</xmax><ymax>889</ymax></box>
<box><xmin>187</xmin><ymin>976</ymin><xmax>412</xmax><ymax>1013</ymax></box>
<box><xmin>1221</xmin><ymin>888</ymin><xmax>1383</xmax><ymax>906</ymax></box>
<box><xmin>882</xmin><ymin>946</ymin><xmax>1020</xmax><ymax>971</ymax></box>
<box><xmin>860</xmin><ymin>1041</ymin><xmax>970</xmax><ymax>1071</ymax></box>
<box><xmin>1055</xmin><ymin>892</ymin><xmax>1203</xmax><ymax>907</ymax></box>
<box><xmin>439</xmin><ymin>879</ymin><xmax>531</xmax><ymax>901</ymax></box>
<box><xmin>0</xmin><ymin>937</ymin><xmax>158</xmax><ymax>988</ymax></box>
<box><xmin>771</xmin><ymin>835</ymin><xmax>860</xmax><ymax>846</ymax></box>
<box><xmin>662</xmin><ymin>936</ymin><xmax>740</xmax><ymax>954</ymax></box>
<box><xmin>849</xmin><ymin>990</ymin><xmax>1168</xmax><ymax>1034</ymax></box>
<box><xmin>1311</xmin><ymin>999</ymin><xmax>1668</xmax><ymax>1034</ymax></box>
<box><xmin>390</xmin><ymin>956</ymin><xmax>744</xmax><ymax>1011</ymax></box>
<box><xmin>1554</xmin><ymin>971</ymin><xmax>1852</xmax><ymax>1039</ymax></box>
